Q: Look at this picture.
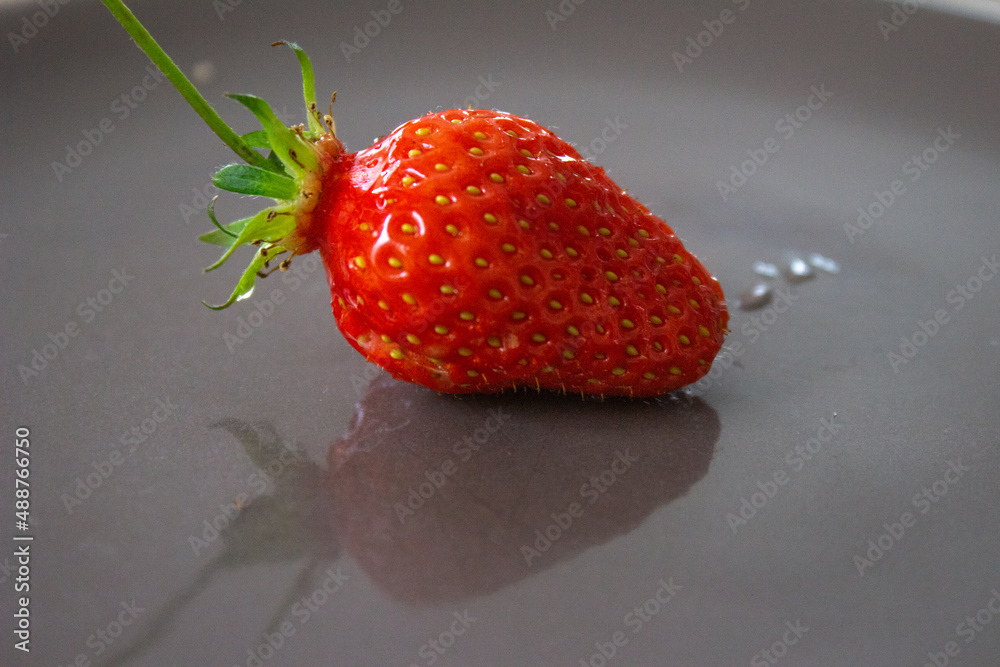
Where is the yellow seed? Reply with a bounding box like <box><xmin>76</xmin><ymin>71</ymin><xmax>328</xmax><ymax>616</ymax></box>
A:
<box><xmin>353</xmin><ymin>256</ymin><xmax>366</xmax><ymax>269</ymax></box>
<box><xmin>435</xmin><ymin>195</ymin><xmax>450</xmax><ymax>206</ymax></box>
<box><xmin>490</xmin><ymin>173</ymin><xmax>504</xmax><ymax>183</ymax></box>
<box><xmin>567</xmin><ymin>325</ymin><xmax>580</xmax><ymax>336</ymax></box>
<box><xmin>673</xmin><ymin>254</ymin><xmax>684</xmax><ymax>263</ymax></box>
<box><xmin>667</xmin><ymin>304</ymin><xmax>681</xmax><ymax>315</ymax></box>
<box><xmin>588</xmin><ymin>378</ymin><xmax>601</xmax><ymax>384</ymax></box>
<box><xmin>679</xmin><ymin>335</ymin><xmax>690</xmax><ymax>345</ymax></box>
<box><xmin>380</xmin><ymin>334</ymin><xmax>392</xmax><ymax>343</ymax></box>
<box><xmin>536</xmin><ymin>194</ymin><xmax>551</xmax><ymax>205</ymax></box>
<box><xmin>612</xmin><ymin>367</ymin><xmax>626</xmax><ymax>376</ymax></box>
<box><xmin>628</xmin><ymin>237</ymin><xmax>639</xmax><ymax>247</ymax></box>
<box><xmin>401</xmin><ymin>222</ymin><xmax>416</xmax><ymax>234</ymax></box>
<box><xmin>626</xmin><ymin>345</ymin><xmax>638</xmax><ymax>356</ymax></box>
<box><xmin>556</xmin><ymin>173</ymin><xmax>567</xmax><ymax>183</ymax></box>
<box><xmin>608</xmin><ymin>296</ymin><xmax>621</xmax><ymax>307</ymax></box>
<box><xmin>563</xmin><ymin>350</ymin><xmax>575</xmax><ymax>359</ymax></box>
<box><xmin>460</xmin><ymin>311</ymin><xmax>475</xmax><ymax>320</ymax></box>
<box><xmin>401</xmin><ymin>175</ymin><xmax>415</xmax><ymax>187</ymax></box>
<box><xmin>488</xmin><ymin>288</ymin><xmax>502</xmax><ymax>299</ymax></box>
<box><xmin>458</xmin><ymin>347</ymin><xmax>472</xmax><ymax>356</ymax></box>
<box><xmin>692</xmin><ymin>276</ymin><xmax>702</xmax><ymax>285</ymax></box>
<box><xmin>621</xmin><ymin>319</ymin><xmax>634</xmax><ymax>329</ymax></box>
<box><xmin>337</xmin><ymin>297</ymin><xmax>346</xmax><ymax>308</ymax></box>
<box><xmin>429</xmin><ymin>254</ymin><xmax>444</xmax><ymax>265</ymax></box>
<box><xmin>650</xmin><ymin>315</ymin><xmax>663</xmax><ymax>325</ymax></box>
<box><xmin>669</xmin><ymin>366</ymin><xmax>682</xmax><ymax>375</ymax></box>
<box><xmin>511</xmin><ymin>311</ymin><xmax>526</xmax><ymax>320</ymax></box>
<box><xmin>487</xmin><ymin>336</ymin><xmax>501</xmax><ymax>347</ymax></box>
<box><xmin>605</xmin><ymin>271</ymin><xmax>619</xmax><ymax>282</ymax></box>
<box><xmin>475</xmin><ymin>257</ymin><xmax>488</xmax><ymax>268</ymax></box>
<box><xmin>359</xmin><ymin>223</ymin><xmax>370</xmax><ymax>231</ymax></box>
<box><xmin>699</xmin><ymin>325</ymin><xmax>711</xmax><ymax>337</ymax></box>
<box><xmin>440</xmin><ymin>285</ymin><xmax>455</xmax><ymax>294</ymax></box>
<box><xmin>406</xmin><ymin>333</ymin><xmax>420</xmax><ymax>345</ymax></box>
<box><xmin>378</xmin><ymin>300</ymin><xmax>390</xmax><ymax>310</ymax></box>
<box><xmin>656</xmin><ymin>284</ymin><xmax>668</xmax><ymax>295</ymax></box>
<box><xmin>549</xmin><ymin>222</ymin><xmax>560</xmax><ymax>231</ymax></box>
<box><xmin>483</xmin><ymin>213</ymin><xmax>498</xmax><ymax>224</ymax></box>
<box><xmin>565</xmin><ymin>247</ymin><xmax>578</xmax><ymax>258</ymax></box>
<box><xmin>643</xmin><ymin>372</ymin><xmax>656</xmax><ymax>380</ymax></box>
<box><xmin>416</xmin><ymin>127</ymin><xmax>430</xmax><ymax>136</ymax></box>
<box><xmin>532</xmin><ymin>333</ymin><xmax>546</xmax><ymax>343</ymax></box>
<box><xmin>452</xmin><ymin>119</ymin><xmax>463</xmax><ymax>123</ymax></box>
<box><xmin>473</xmin><ymin>131</ymin><xmax>487</xmax><ymax>140</ymax></box>
<box><xmin>638</xmin><ymin>229</ymin><xmax>650</xmax><ymax>238</ymax></box>
<box><xmin>598</xmin><ymin>227</ymin><xmax>611</xmax><ymax>236</ymax></box>
<box><xmin>502</xmin><ymin>243</ymin><xmax>516</xmax><ymax>253</ymax></box>
<box><xmin>434</xmin><ymin>325</ymin><xmax>449</xmax><ymax>334</ymax></box>
<box><xmin>466</xmin><ymin>185</ymin><xmax>482</xmax><ymax>196</ymax></box>
<box><xmin>565</xmin><ymin>198</ymin><xmax>577</xmax><ymax>208</ymax></box>
<box><xmin>388</xmin><ymin>257</ymin><xmax>402</xmax><ymax>268</ymax></box>
<box><xmin>549</xmin><ymin>300</ymin><xmax>562</xmax><ymax>310</ymax></box>
<box><xmin>357</xmin><ymin>296</ymin><xmax>364</xmax><ymax>305</ymax></box>
<box><xmin>540</xmin><ymin>249</ymin><xmax>553</xmax><ymax>260</ymax></box>
<box><xmin>653</xmin><ymin>341</ymin><xmax>663</xmax><ymax>351</ymax></box>
<box><xmin>467</xmin><ymin>370</ymin><xmax>479</xmax><ymax>377</ymax></box>
<box><xmin>390</xmin><ymin>348</ymin><xmax>405</xmax><ymax>360</ymax></box>
<box><xmin>616</xmin><ymin>249</ymin><xmax>628</xmax><ymax>259</ymax></box>
<box><xmin>541</xmin><ymin>365</ymin><xmax>554</xmax><ymax>373</ymax></box>
<box><xmin>402</xmin><ymin>293</ymin><xmax>416</xmax><ymax>305</ymax></box>
<box><xmin>518</xmin><ymin>219</ymin><xmax>530</xmax><ymax>229</ymax></box>
<box><xmin>469</xmin><ymin>147</ymin><xmax>484</xmax><ymax>156</ymax></box>
<box><xmin>577</xmin><ymin>225</ymin><xmax>590</xmax><ymax>236</ymax></box>
<box><xmin>580</xmin><ymin>293</ymin><xmax>593</xmax><ymax>304</ymax></box>
<box><xmin>596</xmin><ymin>324</ymin><xmax>605</xmax><ymax>334</ymax></box>
<box><xmin>699</xmin><ymin>359</ymin><xmax>707</xmax><ymax>365</ymax></box>
<box><xmin>435</xmin><ymin>163</ymin><xmax>449</xmax><ymax>172</ymax></box>
<box><xmin>520</xmin><ymin>148</ymin><xmax>532</xmax><ymax>157</ymax></box>
<box><xmin>594</xmin><ymin>353</ymin><xmax>606</xmax><ymax>360</ymax></box>
<box><xmin>517</xmin><ymin>165</ymin><xmax>531</xmax><ymax>174</ymax></box>
<box><xmin>445</xmin><ymin>224</ymin><xmax>459</xmax><ymax>236</ymax></box>
<box><xmin>408</xmin><ymin>148</ymin><xmax>422</xmax><ymax>158</ymax></box>
<box><xmin>505</xmin><ymin>130</ymin><xmax>517</xmax><ymax>137</ymax></box>
<box><xmin>689</xmin><ymin>299</ymin><xmax>700</xmax><ymax>309</ymax></box>
<box><xmin>520</xmin><ymin>275</ymin><xmax>535</xmax><ymax>286</ymax></box>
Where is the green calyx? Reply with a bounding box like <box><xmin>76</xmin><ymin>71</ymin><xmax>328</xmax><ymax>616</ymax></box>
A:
<box><xmin>101</xmin><ymin>1</ymin><xmax>336</xmax><ymax>309</ymax></box>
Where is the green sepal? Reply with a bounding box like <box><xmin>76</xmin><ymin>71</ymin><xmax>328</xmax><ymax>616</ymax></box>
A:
<box><xmin>273</xmin><ymin>41</ymin><xmax>324</xmax><ymax>137</ymax></box>
<box><xmin>204</xmin><ymin>207</ymin><xmax>296</xmax><ymax>273</ymax></box>
<box><xmin>241</xmin><ymin>130</ymin><xmax>272</xmax><ymax>148</ymax></box>
<box><xmin>203</xmin><ymin>246</ymin><xmax>279</xmax><ymax>310</ymax></box>
<box><xmin>227</xmin><ymin>93</ymin><xmax>319</xmax><ymax>176</ymax></box>
<box><xmin>213</xmin><ymin>164</ymin><xmax>298</xmax><ymax>200</ymax></box>
<box><xmin>198</xmin><ymin>199</ymin><xmax>251</xmax><ymax>246</ymax></box>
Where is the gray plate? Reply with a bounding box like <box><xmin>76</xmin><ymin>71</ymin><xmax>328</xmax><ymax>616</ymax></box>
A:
<box><xmin>2</xmin><ymin>0</ymin><xmax>999</xmax><ymax>665</ymax></box>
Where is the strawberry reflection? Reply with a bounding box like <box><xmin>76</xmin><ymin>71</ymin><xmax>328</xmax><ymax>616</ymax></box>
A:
<box><xmin>329</xmin><ymin>375</ymin><xmax>719</xmax><ymax>605</ymax></box>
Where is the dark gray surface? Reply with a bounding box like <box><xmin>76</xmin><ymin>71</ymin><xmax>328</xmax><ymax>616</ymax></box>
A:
<box><xmin>2</xmin><ymin>0</ymin><xmax>999</xmax><ymax>665</ymax></box>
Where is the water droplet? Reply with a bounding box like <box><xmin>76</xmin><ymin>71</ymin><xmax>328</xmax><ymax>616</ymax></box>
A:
<box><xmin>738</xmin><ymin>283</ymin><xmax>773</xmax><ymax>311</ymax></box>
<box><xmin>783</xmin><ymin>256</ymin><xmax>814</xmax><ymax>283</ymax></box>
<box><xmin>808</xmin><ymin>252</ymin><xmax>841</xmax><ymax>274</ymax></box>
<box><xmin>753</xmin><ymin>261</ymin><xmax>779</xmax><ymax>278</ymax></box>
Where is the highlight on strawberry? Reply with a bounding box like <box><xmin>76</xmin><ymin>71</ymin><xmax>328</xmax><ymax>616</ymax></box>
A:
<box><xmin>102</xmin><ymin>0</ymin><xmax>729</xmax><ymax>397</ymax></box>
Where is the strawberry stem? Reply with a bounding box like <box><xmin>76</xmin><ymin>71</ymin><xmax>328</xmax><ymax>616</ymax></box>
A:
<box><xmin>100</xmin><ymin>0</ymin><xmax>272</xmax><ymax>171</ymax></box>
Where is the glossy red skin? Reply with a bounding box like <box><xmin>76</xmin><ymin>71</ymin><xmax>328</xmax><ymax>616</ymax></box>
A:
<box><xmin>308</xmin><ymin>108</ymin><xmax>728</xmax><ymax>396</ymax></box>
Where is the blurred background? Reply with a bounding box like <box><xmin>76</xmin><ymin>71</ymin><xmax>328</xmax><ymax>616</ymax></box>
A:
<box><xmin>2</xmin><ymin>1</ymin><xmax>999</xmax><ymax>665</ymax></box>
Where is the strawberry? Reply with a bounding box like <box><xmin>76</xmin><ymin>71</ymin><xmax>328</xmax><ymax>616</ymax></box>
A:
<box><xmin>103</xmin><ymin>1</ymin><xmax>728</xmax><ymax>397</ymax></box>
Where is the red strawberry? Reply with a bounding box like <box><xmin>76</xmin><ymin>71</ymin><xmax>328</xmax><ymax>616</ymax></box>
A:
<box><xmin>104</xmin><ymin>3</ymin><xmax>728</xmax><ymax>396</ymax></box>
